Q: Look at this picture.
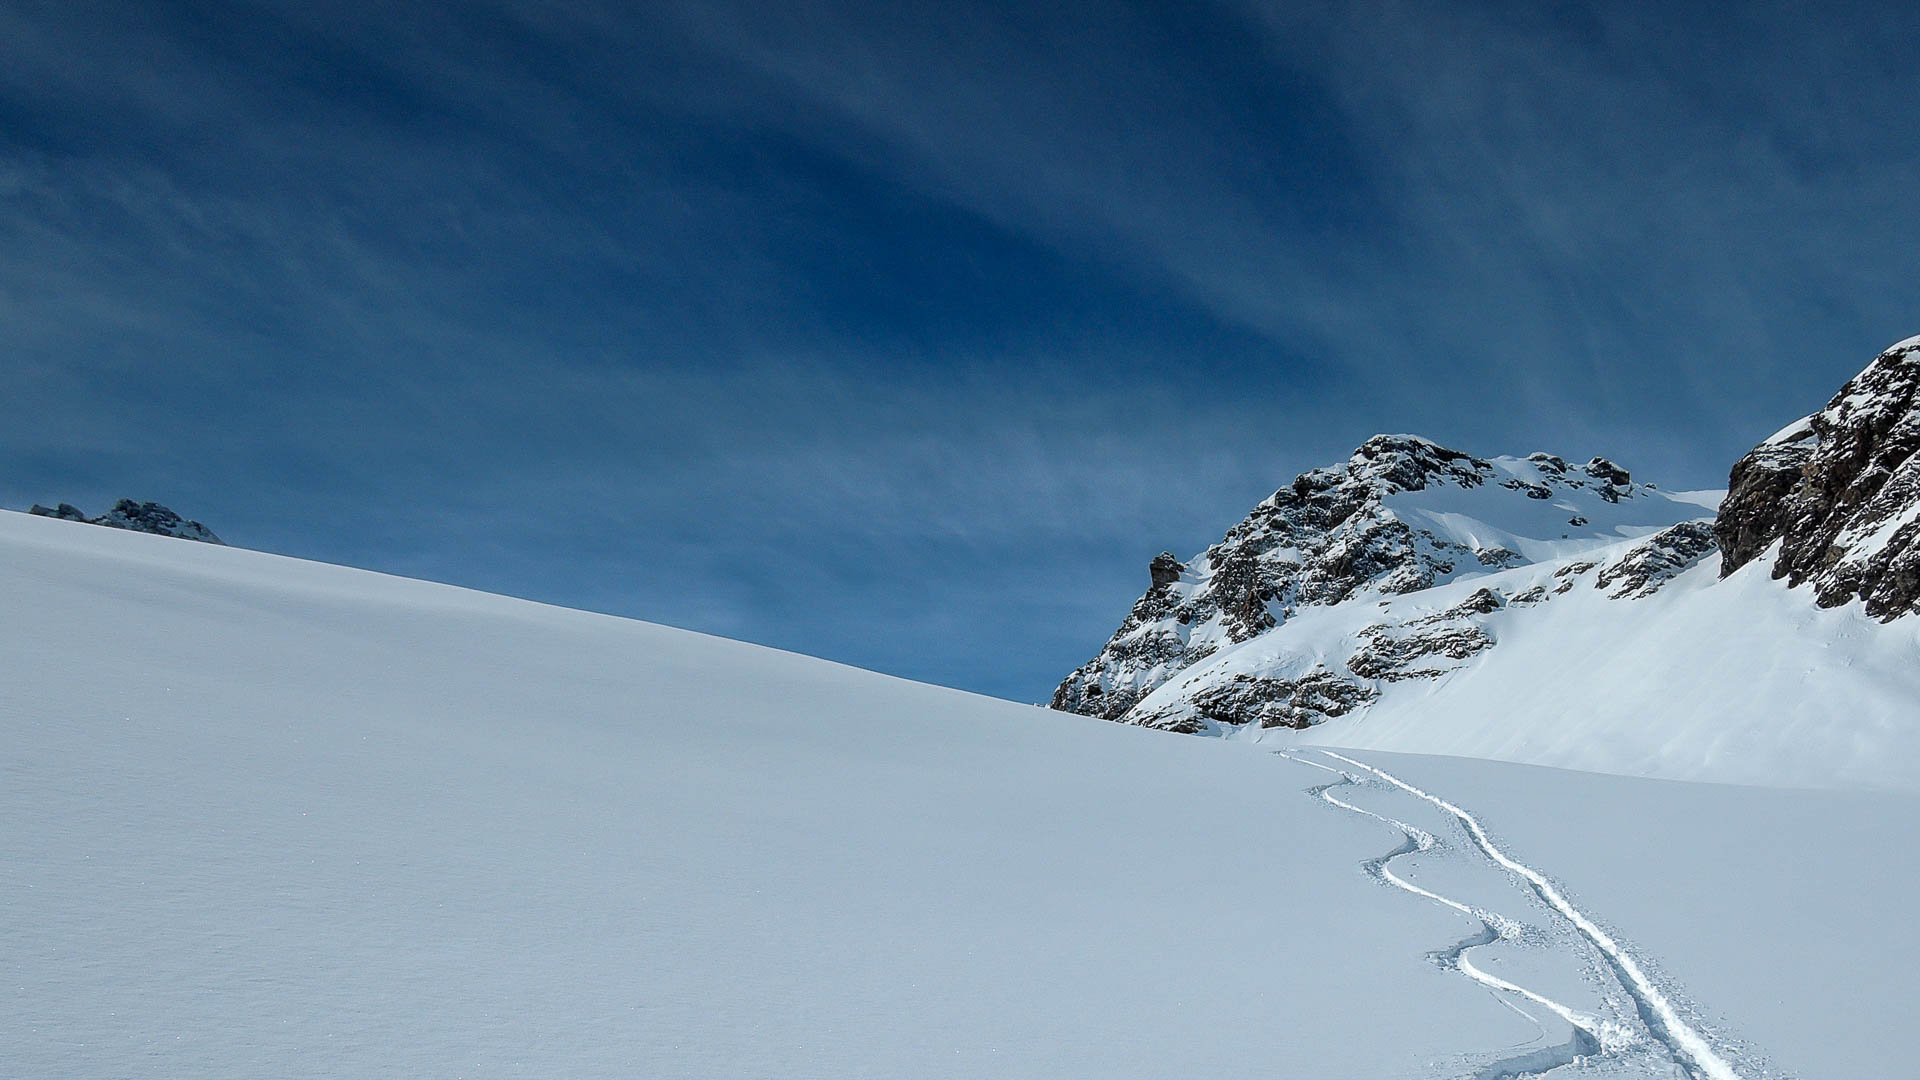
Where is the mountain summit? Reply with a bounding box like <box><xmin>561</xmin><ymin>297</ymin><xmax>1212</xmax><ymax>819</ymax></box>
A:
<box><xmin>1051</xmin><ymin>434</ymin><xmax>1715</xmax><ymax>728</ymax></box>
<box><xmin>1050</xmin><ymin>337</ymin><xmax>1920</xmax><ymax>780</ymax></box>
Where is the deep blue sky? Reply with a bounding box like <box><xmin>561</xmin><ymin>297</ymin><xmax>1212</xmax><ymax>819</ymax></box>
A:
<box><xmin>4</xmin><ymin>0</ymin><xmax>1917</xmax><ymax>701</ymax></box>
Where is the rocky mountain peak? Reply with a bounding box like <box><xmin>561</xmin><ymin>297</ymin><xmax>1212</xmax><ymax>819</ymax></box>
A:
<box><xmin>1715</xmin><ymin>336</ymin><xmax>1920</xmax><ymax>619</ymax></box>
<box><xmin>28</xmin><ymin>499</ymin><xmax>224</xmax><ymax>545</ymax></box>
<box><xmin>1316</xmin><ymin>434</ymin><xmax>1490</xmax><ymax>496</ymax></box>
<box><xmin>1051</xmin><ymin>433</ymin><xmax>1698</xmax><ymax>723</ymax></box>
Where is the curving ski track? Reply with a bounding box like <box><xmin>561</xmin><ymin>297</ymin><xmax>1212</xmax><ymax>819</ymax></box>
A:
<box><xmin>1277</xmin><ymin>754</ymin><xmax>1615</xmax><ymax>1077</ymax></box>
<box><xmin>1278</xmin><ymin>750</ymin><xmax>1748</xmax><ymax>1080</ymax></box>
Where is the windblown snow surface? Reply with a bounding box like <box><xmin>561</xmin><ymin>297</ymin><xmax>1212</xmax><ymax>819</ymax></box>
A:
<box><xmin>5</xmin><ymin>510</ymin><xmax>1916</xmax><ymax>1078</ymax></box>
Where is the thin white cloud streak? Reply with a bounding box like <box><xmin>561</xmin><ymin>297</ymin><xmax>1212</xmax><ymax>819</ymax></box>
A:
<box><xmin>8</xmin><ymin>0</ymin><xmax>1918</xmax><ymax>696</ymax></box>
<box><xmin>635</xmin><ymin>0</ymin><xmax>1919</xmax><ymax>475</ymax></box>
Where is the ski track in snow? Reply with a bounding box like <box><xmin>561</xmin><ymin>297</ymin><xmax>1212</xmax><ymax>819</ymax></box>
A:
<box><xmin>1276</xmin><ymin>752</ymin><xmax>1615</xmax><ymax>1078</ymax></box>
<box><xmin>1285</xmin><ymin>748</ymin><xmax>1750</xmax><ymax>1080</ymax></box>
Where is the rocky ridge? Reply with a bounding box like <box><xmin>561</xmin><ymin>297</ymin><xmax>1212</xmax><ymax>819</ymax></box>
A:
<box><xmin>28</xmin><ymin>500</ymin><xmax>224</xmax><ymax>545</ymax></box>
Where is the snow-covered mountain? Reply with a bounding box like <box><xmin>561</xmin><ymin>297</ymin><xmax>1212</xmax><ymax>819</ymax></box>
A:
<box><xmin>1053</xmin><ymin>338</ymin><xmax>1920</xmax><ymax>789</ymax></box>
<box><xmin>29</xmin><ymin>497</ymin><xmax>223</xmax><ymax>544</ymax></box>
<box><xmin>1051</xmin><ymin>436</ymin><xmax>1720</xmax><ymax>728</ymax></box>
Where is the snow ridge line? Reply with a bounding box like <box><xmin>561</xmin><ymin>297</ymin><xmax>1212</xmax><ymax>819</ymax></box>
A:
<box><xmin>1318</xmin><ymin>750</ymin><xmax>1746</xmax><ymax>1080</ymax></box>
<box><xmin>1278</xmin><ymin>754</ymin><xmax>1626</xmax><ymax>1062</ymax></box>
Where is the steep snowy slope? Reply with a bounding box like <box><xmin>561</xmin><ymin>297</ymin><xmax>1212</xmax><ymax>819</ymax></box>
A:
<box><xmin>1285</xmin><ymin>545</ymin><xmax>1920</xmax><ymax>789</ymax></box>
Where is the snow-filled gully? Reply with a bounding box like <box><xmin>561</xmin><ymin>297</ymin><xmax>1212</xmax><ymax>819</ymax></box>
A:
<box><xmin>1276</xmin><ymin>750</ymin><xmax>1749</xmax><ymax>1080</ymax></box>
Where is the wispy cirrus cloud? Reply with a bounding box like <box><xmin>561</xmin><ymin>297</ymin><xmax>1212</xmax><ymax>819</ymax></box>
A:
<box><xmin>4</xmin><ymin>0</ymin><xmax>1917</xmax><ymax>698</ymax></box>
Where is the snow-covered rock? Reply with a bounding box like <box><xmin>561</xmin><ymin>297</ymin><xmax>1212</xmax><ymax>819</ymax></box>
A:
<box><xmin>1051</xmin><ymin>435</ymin><xmax>1716</xmax><ymax>727</ymax></box>
<box><xmin>28</xmin><ymin>498</ymin><xmax>223</xmax><ymax>544</ymax></box>
<box><xmin>1716</xmin><ymin>335</ymin><xmax>1920</xmax><ymax>619</ymax></box>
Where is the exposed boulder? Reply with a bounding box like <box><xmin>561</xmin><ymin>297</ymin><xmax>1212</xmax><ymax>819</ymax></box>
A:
<box><xmin>1584</xmin><ymin>457</ymin><xmax>1632</xmax><ymax>486</ymax></box>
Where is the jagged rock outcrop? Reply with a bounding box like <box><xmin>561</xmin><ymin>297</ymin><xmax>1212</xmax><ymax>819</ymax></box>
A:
<box><xmin>1124</xmin><ymin>584</ymin><xmax>1521</xmax><ymax>733</ymax></box>
<box><xmin>1052</xmin><ymin>434</ymin><xmax>1703</xmax><ymax>727</ymax></box>
<box><xmin>1716</xmin><ymin>336</ymin><xmax>1920</xmax><ymax>619</ymax></box>
<box><xmin>1132</xmin><ymin>671</ymin><xmax>1378</xmax><ymax>733</ymax></box>
<box><xmin>28</xmin><ymin>499</ymin><xmax>224</xmax><ymax>545</ymax></box>
<box><xmin>1347</xmin><ymin>588</ymin><xmax>1503</xmax><ymax>681</ymax></box>
<box><xmin>1594</xmin><ymin>522</ymin><xmax>1718</xmax><ymax>600</ymax></box>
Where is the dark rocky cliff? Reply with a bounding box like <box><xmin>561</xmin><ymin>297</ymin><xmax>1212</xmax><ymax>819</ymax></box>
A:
<box><xmin>1715</xmin><ymin>336</ymin><xmax>1920</xmax><ymax>619</ymax></box>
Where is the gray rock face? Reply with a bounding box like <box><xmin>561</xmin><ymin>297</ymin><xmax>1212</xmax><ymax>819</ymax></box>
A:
<box><xmin>1715</xmin><ymin>337</ymin><xmax>1920</xmax><ymax>619</ymax></box>
<box><xmin>1148</xmin><ymin>552</ymin><xmax>1185</xmax><ymax>587</ymax></box>
<box><xmin>28</xmin><ymin>499</ymin><xmax>224</xmax><ymax>545</ymax></box>
<box><xmin>1051</xmin><ymin>435</ymin><xmax>1489</xmax><ymax>719</ymax></box>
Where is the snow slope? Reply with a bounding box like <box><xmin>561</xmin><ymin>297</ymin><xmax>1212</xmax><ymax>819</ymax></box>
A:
<box><xmin>0</xmin><ymin>510</ymin><xmax>1589</xmax><ymax>1079</ymax></box>
<box><xmin>8</xmin><ymin>509</ymin><xmax>1913</xmax><ymax>1078</ymax></box>
<box><xmin>1349</xmin><ymin>750</ymin><xmax>1920</xmax><ymax>1080</ymax></box>
<box><xmin>1153</xmin><ymin>540</ymin><xmax>1920</xmax><ymax>791</ymax></box>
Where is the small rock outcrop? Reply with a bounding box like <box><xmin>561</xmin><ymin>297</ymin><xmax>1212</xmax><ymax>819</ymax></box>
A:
<box><xmin>1132</xmin><ymin>671</ymin><xmax>1378</xmax><ymax>733</ymax></box>
<box><xmin>1346</xmin><ymin>588</ymin><xmax>1503</xmax><ymax>682</ymax></box>
<box><xmin>28</xmin><ymin>499</ymin><xmax>224</xmax><ymax>545</ymax></box>
<box><xmin>1593</xmin><ymin>522</ymin><xmax>1718</xmax><ymax>600</ymax></box>
<box><xmin>29</xmin><ymin>503</ymin><xmax>89</xmax><ymax>522</ymax></box>
<box><xmin>1715</xmin><ymin>336</ymin><xmax>1920</xmax><ymax>619</ymax></box>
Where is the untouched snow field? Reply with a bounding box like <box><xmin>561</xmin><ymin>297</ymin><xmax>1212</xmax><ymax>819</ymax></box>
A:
<box><xmin>5</xmin><ymin>510</ymin><xmax>1913</xmax><ymax>1077</ymax></box>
